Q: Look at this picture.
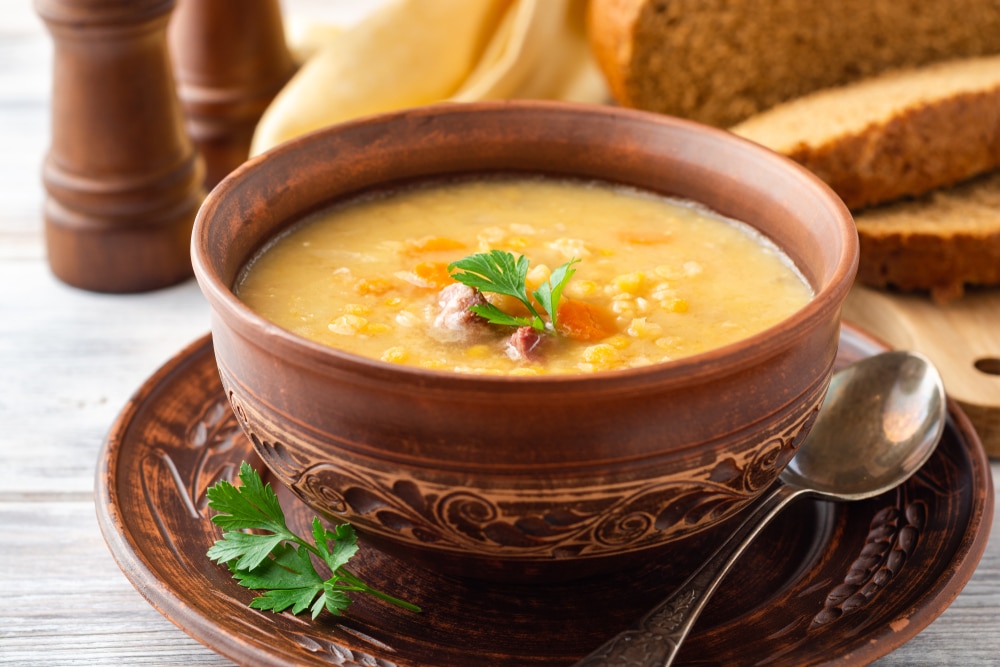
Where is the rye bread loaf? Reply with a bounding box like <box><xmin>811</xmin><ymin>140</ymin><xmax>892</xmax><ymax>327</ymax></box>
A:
<box><xmin>586</xmin><ymin>0</ymin><xmax>1000</xmax><ymax>128</ymax></box>
<box><xmin>729</xmin><ymin>56</ymin><xmax>1000</xmax><ymax>210</ymax></box>
<box><xmin>854</xmin><ymin>170</ymin><xmax>1000</xmax><ymax>300</ymax></box>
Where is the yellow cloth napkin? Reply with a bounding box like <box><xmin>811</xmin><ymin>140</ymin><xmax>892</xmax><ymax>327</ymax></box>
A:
<box><xmin>250</xmin><ymin>0</ymin><xmax>607</xmax><ymax>155</ymax></box>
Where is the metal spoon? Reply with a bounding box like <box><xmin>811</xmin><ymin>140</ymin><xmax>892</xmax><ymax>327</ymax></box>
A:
<box><xmin>576</xmin><ymin>350</ymin><xmax>946</xmax><ymax>667</ymax></box>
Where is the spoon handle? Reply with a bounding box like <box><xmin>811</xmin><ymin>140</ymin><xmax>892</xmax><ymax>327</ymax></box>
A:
<box><xmin>574</xmin><ymin>483</ymin><xmax>803</xmax><ymax>667</ymax></box>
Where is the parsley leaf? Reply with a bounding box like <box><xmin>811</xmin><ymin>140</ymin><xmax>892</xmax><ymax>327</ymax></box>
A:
<box><xmin>448</xmin><ymin>250</ymin><xmax>533</xmax><ymax>304</ymax></box>
<box><xmin>230</xmin><ymin>543</ymin><xmax>325</xmax><ymax>616</ymax></box>
<box><xmin>448</xmin><ymin>250</ymin><xmax>579</xmax><ymax>332</ymax></box>
<box><xmin>206</xmin><ymin>462</ymin><xmax>420</xmax><ymax>618</ymax></box>
<box><xmin>468</xmin><ymin>302</ymin><xmax>537</xmax><ymax>329</ymax></box>
<box><xmin>532</xmin><ymin>258</ymin><xmax>578</xmax><ymax>332</ymax></box>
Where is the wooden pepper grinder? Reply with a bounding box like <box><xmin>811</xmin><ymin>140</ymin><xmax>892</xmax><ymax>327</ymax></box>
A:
<box><xmin>36</xmin><ymin>0</ymin><xmax>205</xmax><ymax>293</ymax></box>
<box><xmin>168</xmin><ymin>0</ymin><xmax>297</xmax><ymax>190</ymax></box>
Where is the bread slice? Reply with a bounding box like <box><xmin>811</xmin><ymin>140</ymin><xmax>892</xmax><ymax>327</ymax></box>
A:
<box><xmin>854</xmin><ymin>170</ymin><xmax>1000</xmax><ymax>300</ymax></box>
<box><xmin>586</xmin><ymin>0</ymin><xmax>1000</xmax><ymax>128</ymax></box>
<box><xmin>730</xmin><ymin>56</ymin><xmax>1000</xmax><ymax>211</ymax></box>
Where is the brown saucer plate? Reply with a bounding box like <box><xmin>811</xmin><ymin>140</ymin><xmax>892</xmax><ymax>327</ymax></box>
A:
<box><xmin>96</xmin><ymin>323</ymin><xmax>994</xmax><ymax>666</ymax></box>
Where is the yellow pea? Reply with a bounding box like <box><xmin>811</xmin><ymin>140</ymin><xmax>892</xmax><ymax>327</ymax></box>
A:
<box><xmin>381</xmin><ymin>346</ymin><xmax>408</xmax><ymax>363</ymax></box>
<box><xmin>582</xmin><ymin>343</ymin><xmax>620</xmax><ymax>366</ymax></box>
<box><xmin>465</xmin><ymin>344</ymin><xmax>491</xmax><ymax>359</ymax></box>
<box><xmin>328</xmin><ymin>314</ymin><xmax>367</xmax><ymax>335</ymax></box>
<box><xmin>613</xmin><ymin>271</ymin><xmax>646</xmax><ymax>295</ymax></box>
<box><xmin>605</xmin><ymin>334</ymin><xmax>631</xmax><ymax>349</ymax></box>
<box><xmin>344</xmin><ymin>303</ymin><xmax>370</xmax><ymax>316</ymax></box>
<box><xmin>627</xmin><ymin>317</ymin><xmax>663</xmax><ymax>339</ymax></box>
<box><xmin>661</xmin><ymin>298</ymin><xmax>690</xmax><ymax>313</ymax></box>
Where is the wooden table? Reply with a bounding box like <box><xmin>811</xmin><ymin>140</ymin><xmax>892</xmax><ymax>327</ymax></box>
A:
<box><xmin>1</xmin><ymin>1</ymin><xmax>997</xmax><ymax>664</ymax></box>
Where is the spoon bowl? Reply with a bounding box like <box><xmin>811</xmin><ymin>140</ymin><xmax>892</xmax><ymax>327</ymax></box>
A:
<box><xmin>577</xmin><ymin>350</ymin><xmax>946</xmax><ymax>666</ymax></box>
<box><xmin>782</xmin><ymin>350</ymin><xmax>946</xmax><ymax>499</ymax></box>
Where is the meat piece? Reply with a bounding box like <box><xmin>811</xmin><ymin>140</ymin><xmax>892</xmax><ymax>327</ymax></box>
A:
<box><xmin>430</xmin><ymin>283</ymin><xmax>488</xmax><ymax>342</ymax></box>
<box><xmin>505</xmin><ymin>326</ymin><xmax>545</xmax><ymax>362</ymax></box>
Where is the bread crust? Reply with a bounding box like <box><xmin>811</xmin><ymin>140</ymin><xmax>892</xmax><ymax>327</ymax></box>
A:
<box><xmin>585</xmin><ymin>0</ymin><xmax>643</xmax><ymax>105</ymax></box>
<box><xmin>786</xmin><ymin>89</ymin><xmax>1000</xmax><ymax>210</ymax></box>
<box><xmin>855</xmin><ymin>171</ymin><xmax>1000</xmax><ymax>299</ymax></box>
<box><xmin>587</xmin><ymin>0</ymin><xmax>1000</xmax><ymax>127</ymax></box>
<box><xmin>731</xmin><ymin>57</ymin><xmax>1000</xmax><ymax>210</ymax></box>
<box><xmin>858</xmin><ymin>230</ymin><xmax>1000</xmax><ymax>300</ymax></box>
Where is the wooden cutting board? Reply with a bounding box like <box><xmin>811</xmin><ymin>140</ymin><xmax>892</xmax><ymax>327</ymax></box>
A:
<box><xmin>844</xmin><ymin>285</ymin><xmax>1000</xmax><ymax>457</ymax></box>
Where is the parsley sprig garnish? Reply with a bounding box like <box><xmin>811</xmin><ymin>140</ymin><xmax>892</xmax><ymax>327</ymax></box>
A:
<box><xmin>448</xmin><ymin>250</ymin><xmax>578</xmax><ymax>332</ymax></box>
<box><xmin>206</xmin><ymin>461</ymin><xmax>420</xmax><ymax>618</ymax></box>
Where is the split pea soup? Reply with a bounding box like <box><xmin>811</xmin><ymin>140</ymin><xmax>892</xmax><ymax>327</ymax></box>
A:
<box><xmin>236</xmin><ymin>177</ymin><xmax>813</xmax><ymax>375</ymax></box>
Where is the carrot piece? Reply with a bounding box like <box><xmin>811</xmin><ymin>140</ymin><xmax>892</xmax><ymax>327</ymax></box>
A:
<box><xmin>409</xmin><ymin>261</ymin><xmax>454</xmax><ymax>288</ymax></box>
<box><xmin>618</xmin><ymin>230</ymin><xmax>672</xmax><ymax>245</ymax></box>
<box><xmin>354</xmin><ymin>277</ymin><xmax>394</xmax><ymax>296</ymax></box>
<box><xmin>405</xmin><ymin>236</ymin><xmax>467</xmax><ymax>254</ymax></box>
<box><xmin>556</xmin><ymin>299</ymin><xmax>618</xmax><ymax>341</ymax></box>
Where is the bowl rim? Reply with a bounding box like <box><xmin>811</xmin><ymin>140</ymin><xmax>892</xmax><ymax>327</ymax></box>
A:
<box><xmin>192</xmin><ymin>100</ymin><xmax>859</xmax><ymax>394</ymax></box>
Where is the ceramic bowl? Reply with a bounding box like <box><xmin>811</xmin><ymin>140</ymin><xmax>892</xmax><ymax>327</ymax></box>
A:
<box><xmin>192</xmin><ymin>101</ymin><xmax>858</xmax><ymax>582</ymax></box>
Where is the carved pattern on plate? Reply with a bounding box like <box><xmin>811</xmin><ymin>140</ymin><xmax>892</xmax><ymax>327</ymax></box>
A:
<box><xmin>225</xmin><ymin>388</ymin><xmax>823</xmax><ymax>558</ymax></box>
<box><xmin>811</xmin><ymin>488</ymin><xmax>926</xmax><ymax>628</ymax></box>
<box><xmin>140</xmin><ymin>397</ymin><xmax>246</xmax><ymax>559</ymax></box>
<box><xmin>135</xmin><ymin>394</ymin><xmax>396</xmax><ymax>666</ymax></box>
<box><xmin>281</xmin><ymin>628</ymin><xmax>397</xmax><ymax>667</ymax></box>
<box><xmin>160</xmin><ymin>398</ymin><xmax>243</xmax><ymax>506</ymax></box>
<box><xmin>96</xmin><ymin>333</ymin><xmax>993</xmax><ymax>667</ymax></box>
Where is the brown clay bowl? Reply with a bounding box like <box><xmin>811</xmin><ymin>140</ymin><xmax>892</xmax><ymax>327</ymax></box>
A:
<box><xmin>191</xmin><ymin>101</ymin><xmax>858</xmax><ymax>582</ymax></box>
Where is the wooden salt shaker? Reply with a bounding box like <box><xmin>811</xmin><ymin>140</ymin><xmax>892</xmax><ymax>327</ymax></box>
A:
<box><xmin>168</xmin><ymin>0</ymin><xmax>297</xmax><ymax>190</ymax></box>
<box><xmin>36</xmin><ymin>0</ymin><xmax>204</xmax><ymax>293</ymax></box>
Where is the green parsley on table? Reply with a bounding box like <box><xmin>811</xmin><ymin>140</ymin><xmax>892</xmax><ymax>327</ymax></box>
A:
<box><xmin>448</xmin><ymin>249</ymin><xmax>578</xmax><ymax>332</ymax></box>
<box><xmin>206</xmin><ymin>461</ymin><xmax>420</xmax><ymax>619</ymax></box>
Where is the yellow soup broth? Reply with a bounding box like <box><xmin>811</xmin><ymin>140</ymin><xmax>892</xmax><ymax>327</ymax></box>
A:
<box><xmin>237</xmin><ymin>177</ymin><xmax>812</xmax><ymax>375</ymax></box>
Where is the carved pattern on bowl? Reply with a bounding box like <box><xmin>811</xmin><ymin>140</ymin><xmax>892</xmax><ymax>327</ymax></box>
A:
<box><xmin>223</xmin><ymin>386</ymin><xmax>825</xmax><ymax>559</ymax></box>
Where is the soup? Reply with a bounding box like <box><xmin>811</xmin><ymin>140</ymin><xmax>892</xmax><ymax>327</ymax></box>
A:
<box><xmin>237</xmin><ymin>177</ymin><xmax>812</xmax><ymax>375</ymax></box>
